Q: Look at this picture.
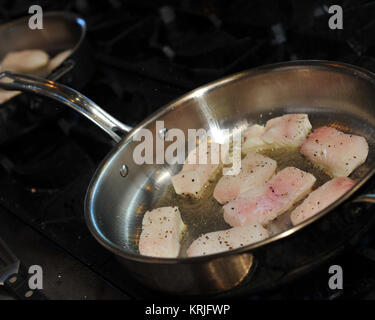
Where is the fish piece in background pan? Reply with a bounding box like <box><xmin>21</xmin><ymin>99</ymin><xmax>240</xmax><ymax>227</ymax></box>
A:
<box><xmin>1</xmin><ymin>49</ymin><xmax>50</xmax><ymax>77</ymax></box>
<box><xmin>242</xmin><ymin>114</ymin><xmax>312</xmax><ymax>153</ymax></box>
<box><xmin>171</xmin><ymin>142</ymin><xmax>226</xmax><ymax>199</ymax></box>
<box><xmin>300</xmin><ymin>126</ymin><xmax>369</xmax><ymax>177</ymax></box>
<box><xmin>0</xmin><ymin>49</ymin><xmax>50</xmax><ymax>104</ymax></box>
<box><xmin>224</xmin><ymin>167</ymin><xmax>316</xmax><ymax>227</ymax></box>
<box><xmin>213</xmin><ymin>152</ymin><xmax>277</xmax><ymax>204</ymax></box>
<box><xmin>139</xmin><ymin>207</ymin><xmax>186</xmax><ymax>258</ymax></box>
<box><xmin>187</xmin><ymin>223</ymin><xmax>269</xmax><ymax>257</ymax></box>
<box><xmin>290</xmin><ymin>177</ymin><xmax>355</xmax><ymax>226</ymax></box>
<box><xmin>0</xmin><ymin>48</ymin><xmax>72</xmax><ymax>104</ymax></box>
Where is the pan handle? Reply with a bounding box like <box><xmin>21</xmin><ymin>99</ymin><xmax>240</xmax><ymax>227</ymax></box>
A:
<box><xmin>352</xmin><ymin>193</ymin><xmax>375</xmax><ymax>203</ymax></box>
<box><xmin>0</xmin><ymin>71</ymin><xmax>132</xmax><ymax>143</ymax></box>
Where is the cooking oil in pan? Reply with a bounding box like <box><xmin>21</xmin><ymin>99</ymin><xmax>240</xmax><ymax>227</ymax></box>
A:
<box><xmin>155</xmin><ymin>147</ymin><xmax>331</xmax><ymax>257</ymax></box>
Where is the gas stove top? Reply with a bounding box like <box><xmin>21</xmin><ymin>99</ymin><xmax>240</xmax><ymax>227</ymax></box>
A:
<box><xmin>0</xmin><ymin>0</ymin><xmax>375</xmax><ymax>300</ymax></box>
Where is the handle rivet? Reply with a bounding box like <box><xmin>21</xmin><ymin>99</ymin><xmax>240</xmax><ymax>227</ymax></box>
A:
<box><xmin>158</xmin><ymin>128</ymin><xmax>169</xmax><ymax>140</ymax></box>
<box><xmin>120</xmin><ymin>164</ymin><xmax>128</xmax><ymax>178</ymax></box>
<box><xmin>8</xmin><ymin>276</ymin><xmax>17</xmax><ymax>283</ymax></box>
<box><xmin>25</xmin><ymin>290</ymin><xmax>34</xmax><ymax>298</ymax></box>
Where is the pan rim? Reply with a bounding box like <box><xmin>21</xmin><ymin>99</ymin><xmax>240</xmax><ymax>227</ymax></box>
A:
<box><xmin>84</xmin><ymin>59</ymin><xmax>375</xmax><ymax>264</ymax></box>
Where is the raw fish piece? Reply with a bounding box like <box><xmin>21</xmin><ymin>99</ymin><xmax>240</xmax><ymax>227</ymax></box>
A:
<box><xmin>187</xmin><ymin>224</ymin><xmax>269</xmax><ymax>257</ymax></box>
<box><xmin>1</xmin><ymin>49</ymin><xmax>49</xmax><ymax>77</ymax></box>
<box><xmin>242</xmin><ymin>114</ymin><xmax>312</xmax><ymax>153</ymax></box>
<box><xmin>139</xmin><ymin>207</ymin><xmax>185</xmax><ymax>258</ymax></box>
<box><xmin>290</xmin><ymin>177</ymin><xmax>355</xmax><ymax>225</ymax></box>
<box><xmin>223</xmin><ymin>167</ymin><xmax>316</xmax><ymax>226</ymax></box>
<box><xmin>171</xmin><ymin>143</ymin><xmax>225</xmax><ymax>198</ymax></box>
<box><xmin>213</xmin><ymin>152</ymin><xmax>276</xmax><ymax>204</ymax></box>
<box><xmin>300</xmin><ymin>126</ymin><xmax>368</xmax><ymax>177</ymax></box>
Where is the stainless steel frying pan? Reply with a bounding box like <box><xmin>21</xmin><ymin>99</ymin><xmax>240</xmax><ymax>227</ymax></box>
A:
<box><xmin>0</xmin><ymin>11</ymin><xmax>91</xmax><ymax>93</ymax></box>
<box><xmin>0</xmin><ymin>61</ymin><xmax>375</xmax><ymax>296</ymax></box>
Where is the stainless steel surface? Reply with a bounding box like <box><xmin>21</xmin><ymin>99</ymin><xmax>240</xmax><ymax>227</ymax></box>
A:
<box><xmin>1</xmin><ymin>61</ymin><xmax>375</xmax><ymax>294</ymax></box>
